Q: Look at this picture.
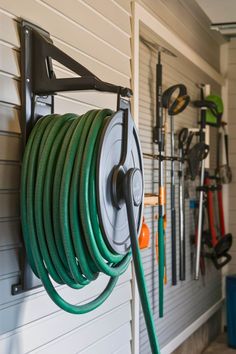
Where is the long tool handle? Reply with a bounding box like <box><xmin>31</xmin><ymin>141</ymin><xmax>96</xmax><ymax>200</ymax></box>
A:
<box><xmin>217</xmin><ymin>185</ymin><xmax>226</xmax><ymax>236</ymax></box>
<box><xmin>179</xmin><ymin>148</ymin><xmax>186</xmax><ymax>281</ymax></box>
<box><xmin>195</xmin><ymin>102</ymin><xmax>206</xmax><ymax>280</ymax></box>
<box><xmin>170</xmin><ymin>115</ymin><xmax>177</xmax><ymax>285</ymax></box>
<box><xmin>224</xmin><ymin>130</ymin><xmax>229</xmax><ymax>166</ymax></box>
<box><xmin>155</xmin><ymin>53</ymin><xmax>165</xmax><ymax>317</ymax></box>
<box><xmin>195</xmin><ymin>158</ymin><xmax>205</xmax><ymax>280</ymax></box>
<box><xmin>178</xmin><ymin>129</ymin><xmax>188</xmax><ymax>280</ymax></box>
<box><xmin>158</xmin><ymin>214</ymin><xmax>165</xmax><ymax>317</ymax></box>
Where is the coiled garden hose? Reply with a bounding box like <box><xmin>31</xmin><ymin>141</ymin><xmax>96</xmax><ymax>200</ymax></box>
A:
<box><xmin>21</xmin><ymin>109</ymin><xmax>160</xmax><ymax>353</ymax></box>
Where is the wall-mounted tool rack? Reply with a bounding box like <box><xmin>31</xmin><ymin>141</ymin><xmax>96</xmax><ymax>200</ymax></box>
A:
<box><xmin>12</xmin><ymin>20</ymin><xmax>133</xmax><ymax>296</ymax></box>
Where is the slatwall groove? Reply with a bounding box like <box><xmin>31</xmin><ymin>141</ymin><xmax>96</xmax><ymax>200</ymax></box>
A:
<box><xmin>78</xmin><ymin>323</ymin><xmax>131</xmax><ymax>354</ymax></box>
<box><xmin>0</xmin><ymin>3</ymin><xmax>133</xmax><ymax>353</ymax></box>
<box><xmin>83</xmin><ymin>0</ymin><xmax>131</xmax><ymax>36</ymax></box>
<box><xmin>114</xmin><ymin>0</ymin><xmax>131</xmax><ymax>15</ymax></box>
<box><xmin>139</xmin><ymin>25</ymin><xmax>222</xmax><ymax>352</ymax></box>
<box><xmin>0</xmin><ymin>14</ymin><xmax>19</xmax><ymax>48</ymax></box>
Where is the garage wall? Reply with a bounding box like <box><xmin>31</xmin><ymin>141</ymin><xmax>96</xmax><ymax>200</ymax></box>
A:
<box><xmin>138</xmin><ymin>24</ymin><xmax>222</xmax><ymax>353</ymax></box>
<box><xmin>228</xmin><ymin>38</ymin><xmax>236</xmax><ymax>273</ymax></box>
<box><xmin>0</xmin><ymin>1</ymin><xmax>133</xmax><ymax>353</ymax></box>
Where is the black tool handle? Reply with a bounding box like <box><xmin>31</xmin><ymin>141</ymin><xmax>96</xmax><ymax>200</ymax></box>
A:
<box><xmin>153</xmin><ymin>53</ymin><xmax>163</xmax><ymax>150</ymax></box>
<box><xmin>225</xmin><ymin>132</ymin><xmax>229</xmax><ymax>166</ymax></box>
<box><xmin>178</xmin><ymin>148</ymin><xmax>186</xmax><ymax>282</ymax></box>
<box><xmin>178</xmin><ymin>128</ymin><xmax>188</xmax><ymax>149</ymax></box>
<box><xmin>171</xmin><ymin>207</ymin><xmax>177</xmax><ymax>285</ymax></box>
<box><xmin>212</xmin><ymin>253</ymin><xmax>232</xmax><ymax>270</ymax></box>
<box><xmin>179</xmin><ymin>178</ymin><xmax>186</xmax><ymax>281</ymax></box>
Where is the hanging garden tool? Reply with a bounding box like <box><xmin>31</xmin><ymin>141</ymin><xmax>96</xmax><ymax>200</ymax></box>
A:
<box><xmin>205</xmin><ymin>94</ymin><xmax>233</xmax><ymax>184</ymax></box>
<box><xmin>200</xmin><ymin>94</ymin><xmax>233</xmax><ymax>269</ymax></box>
<box><xmin>180</xmin><ymin>127</ymin><xmax>208</xmax><ymax>276</ymax></box>
<box><xmin>205</xmin><ymin>94</ymin><xmax>223</xmax><ymax>127</ymax></box>
<box><xmin>193</xmin><ymin>87</ymin><xmax>219</xmax><ymax>280</ymax></box>
<box><xmin>203</xmin><ymin>175</ymin><xmax>232</xmax><ymax>269</ymax></box>
<box><xmin>140</xmin><ymin>37</ymin><xmax>176</xmax><ymax>317</ymax></box>
<box><xmin>162</xmin><ymin>85</ymin><xmax>190</xmax><ymax>285</ymax></box>
<box><xmin>153</xmin><ymin>52</ymin><xmax>174</xmax><ymax>317</ymax></box>
<box><xmin>155</xmin><ymin>118</ymin><xmax>168</xmax><ymax>286</ymax></box>
<box><xmin>154</xmin><ymin>51</ymin><xmax>165</xmax><ymax>318</ymax></box>
<box><xmin>139</xmin><ymin>217</ymin><xmax>151</xmax><ymax>249</ymax></box>
<box><xmin>13</xmin><ymin>21</ymin><xmax>161</xmax><ymax>354</ymax></box>
<box><xmin>220</xmin><ymin>123</ymin><xmax>232</xmax><ymax>184</ymax></box>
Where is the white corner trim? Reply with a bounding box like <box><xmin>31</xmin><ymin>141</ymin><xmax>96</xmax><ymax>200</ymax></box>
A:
<box><xmin>131</xmin><ymin>0</ymin><xmax>139</xmax><ymax>127</ymax></box>
<box><xmin>134</xmin><ymin>2</ymin><xmax>225</xmax><ymax>86</ymax></box>
<box><xmin>161</xmin><ymin>298</ymin><xmax>224</xmax><ymax>354</ymax></box>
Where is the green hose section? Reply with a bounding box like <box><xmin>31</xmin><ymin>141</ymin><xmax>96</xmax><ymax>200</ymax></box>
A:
<box><xmin>158</xmin><ymin>216</ymin><xmax>165</xmax><ymax>318</ymax></box>
<box><xmin>125</xmin><ymin>171</ymin><xmax>160</xmax><ymax>353</ymax></box>
<box><xmin>21</xmin><ymin>110</ymin><xmax>160</xmax><ymax>353</ymax></box>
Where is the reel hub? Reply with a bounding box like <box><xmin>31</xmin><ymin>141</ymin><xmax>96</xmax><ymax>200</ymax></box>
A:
<box><xmin>97</xmin><ymin>109</ymin><xmax>143</xmax><ymax>254</ymax></box>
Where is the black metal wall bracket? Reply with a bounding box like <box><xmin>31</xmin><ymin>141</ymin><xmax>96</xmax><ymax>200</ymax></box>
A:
<box><xmin>12</xmin><ymin>19</ymin><xmax>132</xmax><ymax>296</ymax></box>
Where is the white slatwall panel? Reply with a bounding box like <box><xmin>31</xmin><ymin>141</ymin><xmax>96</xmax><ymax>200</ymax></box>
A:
<box><xmin>228</xmin><ymin>38</ymin><xmax>236</xmax><ymax>273</ymax></box>
<box><xmin>0</xmin><ymin>2</ymin><xmax>133</xmax><ymax>353</ymax></box>
<box><xmin>139</xmin><ymin>25</ymin><xmax>222</xmax><ymax>353</ymax></box>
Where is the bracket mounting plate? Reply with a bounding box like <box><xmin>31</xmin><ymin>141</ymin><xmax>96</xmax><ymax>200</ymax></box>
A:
<box><xmin>11</xmin><ymin>21</ymin><xmax>53</xmax><ymax>295</ymax></box>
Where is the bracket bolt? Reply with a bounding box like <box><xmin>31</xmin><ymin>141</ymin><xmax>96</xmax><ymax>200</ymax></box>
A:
<box><xmin>14</xmin><ymin>287</ymin><xmax>18</xmax><ymax>292</ymax></box>
<box><xmin>25</xmin><ymin>29</ymin><xmax>29</xmax><ymax>34</ymax></box>
<box><xmin>26</xmin><ymin>78</ymin><xmax>30</xmax><ymax>83</ymax></box>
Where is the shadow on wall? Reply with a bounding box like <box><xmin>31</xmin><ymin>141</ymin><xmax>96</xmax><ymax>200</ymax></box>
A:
<box><xmin>0</xmin><ymin>248</ymin><xmax>27</xmax><ymax>354</ymax></box>
<box><xmin>5</xmin><ymin>302</ymin><xmax>25</xmax><ymax>354</ymax></box>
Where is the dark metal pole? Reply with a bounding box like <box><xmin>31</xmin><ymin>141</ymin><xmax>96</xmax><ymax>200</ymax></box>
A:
<box><xmin>154</xmin><ymin>52</ymin><xmax>165</xmax><ymax>318</ymax></box>
<box><xmin>170</xmin><ymin>115</ymin><xmax>177</xmax><ymax>285</ymax></box>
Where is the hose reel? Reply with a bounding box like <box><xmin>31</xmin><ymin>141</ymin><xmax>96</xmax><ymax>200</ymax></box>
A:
<box><xmin>15</xmin><ymin>20</ymin><xmax>160</xmax><ymax>354</ymax></box>
<box><xmin>22</xmin><ymin>107</ymin><xmax>143</xmax><ymax>313</ymax></box>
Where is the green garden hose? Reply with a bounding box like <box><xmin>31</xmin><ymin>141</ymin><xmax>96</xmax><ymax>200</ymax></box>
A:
<box><xmin>21</xmin><ymin>109</ymin><xmax>160</xmax><ymax>353</ymax></box>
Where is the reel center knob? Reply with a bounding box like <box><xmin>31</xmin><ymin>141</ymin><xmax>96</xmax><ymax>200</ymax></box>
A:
<box><xmin>112</xmin><ymin>165</ymin><xmax>126</xmax><ymax>209</ymax></box>
<box><xmin>131</xmin><ymin>168</ymin><xmax>143</xmax><ymax>206</ymax></box>
<box><xmin>112</xmin><ymin>167</ymin><xmax>143</xmax><ymax>209</ymax></box>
